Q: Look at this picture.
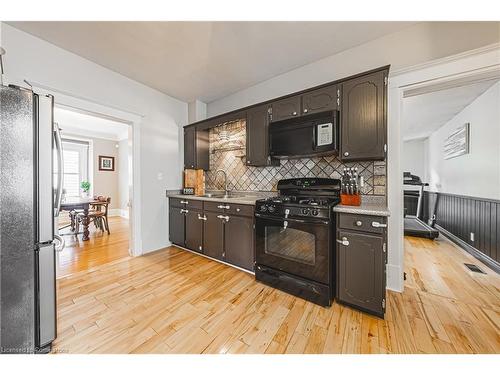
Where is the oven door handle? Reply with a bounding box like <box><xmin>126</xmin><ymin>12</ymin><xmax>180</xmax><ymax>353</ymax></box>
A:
<box><xmin>255</xmin><ymin>213</ymin><xmax>329</xmax><ymax>225</ymax></box>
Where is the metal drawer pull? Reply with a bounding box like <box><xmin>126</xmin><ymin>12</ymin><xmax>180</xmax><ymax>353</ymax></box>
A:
<box><xmin>372</xmin><ymin>221</ymin><xmax>387</xmax><ymax>228</ymax></box>
<box><xmin>180</xmin><ymin>200</ymin><xmax>189</xmax><ymax>204</ymax></box>
<box><xmin>217</xmin><ymin>204</ymin><xmax>230</xmax><ymax>209</ymax></box>
<box><xmin>303</xmin><ymin>108</ymin><xmax>308</xmax><ymax>113</ymax></box>
<box><xmin>355</xmin><ymin>220</ymin><xmax>363</xmax><ymax>227</ymax></box>
<box><xmin>198</xmin><ymin>214</ymin><xmax>207</xmax><ymax>221</ymax></box>
<box><xmin>180</xmin><ymin>209</ymin><xmax>188</xmax><ymax>214</ymax></box>
<box><xmin>217</xmin><ymin>215</ymin><xmax>230</xmax><ymax>222</ymax></box>
<box><xmin>292</xmin><ymin>111</ymin><xmax>297</xmax><ymax>116</ymax></box>
<box><xmin>236</xmin><ymin>208</ymin><xmax>241</xmax><ymax>212</ymax></box>
<box><xmin>336</xmin><ymin>237</ymin><xmax>349</xmax><ymax>246</ymax></box>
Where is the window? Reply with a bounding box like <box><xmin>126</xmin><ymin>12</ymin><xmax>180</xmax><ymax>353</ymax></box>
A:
<box><xmin>61</xmin><ymin>139</ymin><xmax>89</xmax><ymax>198</ymax></box>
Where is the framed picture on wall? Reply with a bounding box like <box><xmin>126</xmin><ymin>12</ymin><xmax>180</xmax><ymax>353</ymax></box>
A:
<box><xmin>444</xmin><ymin>123</ymin><xmax>470</xmax><ymax>160</ymax></box>
<box><xmin>98</xmin><ymin>155</ymin><xmax>115</xmax><ymax>171</ymax></box>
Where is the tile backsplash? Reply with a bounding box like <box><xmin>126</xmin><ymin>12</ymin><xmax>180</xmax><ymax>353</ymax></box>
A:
<box><xmin>205</xmin><ymin>120</ymin><xmax>386</xmax><ymax>195</ymax></box>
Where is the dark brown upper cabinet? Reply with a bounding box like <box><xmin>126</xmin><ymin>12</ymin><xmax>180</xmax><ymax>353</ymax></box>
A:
<box><xmin>184</xmin><ymin>126</ymin><xmax>209</xmax><ymax>170</ymax></box>
<box><xmin>301</xmin><ymin>85</ymin><xmax>339</xmax><ymax>115</ymax></box>
<box><xmin>340</xmin><ymin>70</ymin><xmax>387</xmax><ymax>161</ymax></box>
<box><xmin>271</xmin><ymin>95</ymin><xmax>301</xmax><ymax>122</ymax></box>
<box><xmin>246</xmin><ymin>104</ymin><xmax>277</xmax><ymax>167</ymax></box>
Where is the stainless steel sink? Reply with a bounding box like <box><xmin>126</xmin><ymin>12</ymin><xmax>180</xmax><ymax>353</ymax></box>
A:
<box><xmin>201</xmin><ymin>192</ymin><xmax>250</xmax><ymax>199</ymax></box>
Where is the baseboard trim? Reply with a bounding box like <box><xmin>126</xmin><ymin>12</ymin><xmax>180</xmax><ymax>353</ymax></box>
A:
<box><xmin>171</xmin><ymin>244</ymin><xmax>255</xmax><ymax>275</ymax></box>
<box><xmin>435</xmin><ymin>224</ymin><xmax>500</xmax><ymax>274</ymax></box>
<box><xmin>108</xmin><ymin>208</ymin><xmax>129</xmax><ymax>219</ymax></box>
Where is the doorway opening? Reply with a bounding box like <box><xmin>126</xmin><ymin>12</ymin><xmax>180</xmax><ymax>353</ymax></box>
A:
<box><xmin>54</xmin><ymin>105</ymin><xmax>134</xmax><ymax>278</ymax></box>
<box><xmin>401</xmin><ymin>76</ymin><xmax>500</xmax><ymax>290</ymax></box>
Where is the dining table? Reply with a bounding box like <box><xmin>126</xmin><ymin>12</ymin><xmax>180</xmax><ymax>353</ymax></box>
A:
<box><xmin>60</xmin><ymin>197</ymin><xmax>99</xmax><ymax>241</ymax></box>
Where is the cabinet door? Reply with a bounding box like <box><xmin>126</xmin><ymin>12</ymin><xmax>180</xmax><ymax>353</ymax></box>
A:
<box><xmin>246</xmin><ymin>104</ymin><xmax>272</xmax><ymax>167</ymax></box>
<box><xmin>203</xmin><ymin>211</ymin><xmax>224</xmax><ymax>260</ymax></box>
<box><xmin>225</xmin><ymin>215</ymin><xmax>254</xmax><ymax>271</ymax></box>
<box><xmin>185</xmin><ymin>209</ymin><xmax>203</xmax><ymax>252</ymax></box>
<box><xmin>271</xmin><ymin>95</ymin><xmax>301</xmax><ymax>122</ymax></box>
<box><xmin>195</xmin><ymin>129</ymin><xmax>209</xmax><ymax>171</ymax></box>
<box><xmin>340</xmin><ymin>70</ymin><xmax>386</xmax><ymax>161</ymax></box>
<box><xmin>184</xmin><ymin>127</ymin><xmax>196</xmax><ymax>169</ymax></box>
<box><xmin>336</xmin><ymin>230</ymin><xmax>386</xmax><ymax>316</ymax></box>
<box><xmin>302</xmin><ymin>85</ymin><xmax>338</xmax><ymax>115</ymax></box>
<box><xmin>169</xmin><ymin>206</ymin><xmax>185</xmax><ymax>246</ymax></box>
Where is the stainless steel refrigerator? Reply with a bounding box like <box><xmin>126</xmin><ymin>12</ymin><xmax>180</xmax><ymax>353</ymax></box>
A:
<box><xmin>0</xmin><ymin>84</ymin><xmax>64</xmax><ymax>353</ymax></box>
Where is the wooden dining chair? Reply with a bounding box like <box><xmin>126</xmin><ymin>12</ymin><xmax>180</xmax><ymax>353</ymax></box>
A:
<box><xmin>75</xmin><ymin>196</ymin><xmax>111</xmax><ymax>235</ymax></box>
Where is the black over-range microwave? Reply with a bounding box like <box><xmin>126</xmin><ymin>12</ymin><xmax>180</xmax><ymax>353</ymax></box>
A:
<box><xmin>269</xmin><ymin>110</ymin><xmax>339</xmax><ymax>159</ymax></box>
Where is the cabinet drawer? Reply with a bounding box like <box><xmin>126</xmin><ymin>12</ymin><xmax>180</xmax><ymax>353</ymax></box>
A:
<box><xmin>226</xmin><ymin>203</ymin><xmax>254</xmax><ymax>217</ymax></box>
<box><xmin>169</xmin><ymin>197</ymin><xmax>184</xmax><ymax>208</ymax></box>
<box><xmin>203</xmin><ymin>201</ymin><xmax>229</xmax><ymax>213</ymax></box>
<box><xmin>338</xmin><ymin>213</ymin><xmax>387</xmax><ymax>234</ymax></box>
<box><xmin>169</xmin><ymin>197</ymin><xmax>203</xmax><ymax>210</ymax></box>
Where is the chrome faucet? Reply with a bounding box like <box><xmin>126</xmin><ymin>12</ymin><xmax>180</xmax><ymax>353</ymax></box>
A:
<box><xmin>215</xmin><ymin>169</ymin><xmax>229</xmax><ymax>196</ymax></box>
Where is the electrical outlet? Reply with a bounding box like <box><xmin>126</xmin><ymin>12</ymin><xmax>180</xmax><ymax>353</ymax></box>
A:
<box><xmin>470</xmin><ymin>232</ymin><xmax>475</xmax><ymax>242</ymax></box>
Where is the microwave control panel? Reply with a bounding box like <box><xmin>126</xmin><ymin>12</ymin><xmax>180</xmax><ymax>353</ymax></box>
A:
<box><xmin>316</xmin><ymin>123</ymin><xmax>333</xmax><ymax>146</ymax></box>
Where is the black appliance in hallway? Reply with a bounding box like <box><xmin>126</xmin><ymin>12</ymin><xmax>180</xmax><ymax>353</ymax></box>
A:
<box><xmin>254</xmin><ymin>178</ymin><xmax>341</xmax><ymax>306</ymax></box>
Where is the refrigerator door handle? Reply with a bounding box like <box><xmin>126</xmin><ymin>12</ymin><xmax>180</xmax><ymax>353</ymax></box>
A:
<box><xmin>54</xmin><ymin>123</ymin><xmax>64</xmax><ymax>217</ymax></box>
<box><xmin>54</xmin><ymin>234</ymin><xmax>65</xmax><ymax>252</ymax></box>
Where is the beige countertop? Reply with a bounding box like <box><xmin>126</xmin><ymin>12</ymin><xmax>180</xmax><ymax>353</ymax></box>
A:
<box><xmin>167</xmin><ymin>192</ymin><xmax>273</xmax><ymax>206</ymax></box>
<box><xmin>333</xmin><ymin>202</ymin><xmax>390</xmax><ymax>217</ymax></box>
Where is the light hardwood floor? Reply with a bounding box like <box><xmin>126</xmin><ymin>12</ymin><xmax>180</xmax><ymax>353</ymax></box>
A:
<box><xmin>57</xmin><ymin>216</ymin><xmax>130</xmax><ymax>278</ymax></box>
<box><xmin>52</xmin><ymin>232</ymin><xmax>500</xmax><ymax>354</ymax></box>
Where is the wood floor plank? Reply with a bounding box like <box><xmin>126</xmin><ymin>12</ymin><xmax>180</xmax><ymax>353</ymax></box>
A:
<box><xmin>52</xmin><ymin>229</ymin><xmax>500</xmax><ymax>354</ymax></box>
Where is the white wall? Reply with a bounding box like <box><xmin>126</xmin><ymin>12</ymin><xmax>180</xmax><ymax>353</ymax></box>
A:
<box><xmin>1</xmin><ymin>23</ymin><xmax>188</xmax><ymax>253</ymax></box>
<box><xmin>425</xmin><ymin>81</ymin><xmax>500</xmax><ymax>200</ymax></box>
<box><xmin>207</xmin><ymin>22</ymin><xmax>500</xmax><ymax>116</ymax></box>
<box><xmin>402</xmin><ymin>139</ymin><xmax>427</xmax><ymax>180</ymax></box>
<box><xmin>118</xmin><ymin>137</ymin><xmax>130</xmax><ymax>215</ymax></box>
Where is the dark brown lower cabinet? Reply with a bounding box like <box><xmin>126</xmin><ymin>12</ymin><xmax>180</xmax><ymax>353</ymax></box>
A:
<box><xmin>203</xmin><ymin>211</ymin><xmax>224</xmax><ymax>260</ymax></box>
<box><xmin>185</xmin><ymin>210</ymin><xmax>203</xmax><ymax>252</ymax></box>
<box><xmin>225</xmin><ymin>215</ymin><xmax>254</xmax><ymax>271</ymax></box>
<box><xmin>336</xmin><ymin>221</ymin><xmax>386</xmax><ymax>317</ymax></box>
<box><xmin>169</xmin><ymin>198</ymin><xmax>255</xmax><ymax>271</ymax></box>
<box><xmin>169</xmin><ymin>206</ymin><xmax>185</xmax><ymax>246</ymax></box>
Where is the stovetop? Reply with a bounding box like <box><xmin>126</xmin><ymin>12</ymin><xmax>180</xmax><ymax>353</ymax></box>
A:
<box><xmin>255</xmin><ymin>178</ymin><xmax>341</xmax><ymax>220</ymax></box>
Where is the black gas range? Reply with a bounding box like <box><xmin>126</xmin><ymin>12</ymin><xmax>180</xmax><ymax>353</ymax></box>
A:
<box><xmin>254</xmin><ymin>178</ymin><xmax>341</xmax><ymax>306</ymax></box>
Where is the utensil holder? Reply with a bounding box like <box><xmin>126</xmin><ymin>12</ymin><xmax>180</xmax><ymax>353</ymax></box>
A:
<box><xmin>340</xmin><ymin>193</ymin><xmax>361</xmax><ymax>206</ymax></box>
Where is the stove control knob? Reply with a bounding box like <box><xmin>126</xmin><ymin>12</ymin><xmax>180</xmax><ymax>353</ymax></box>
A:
<box><xmin>311</xmin><ymin>209</ymin><xmax>319</xmax><ymax>216</ymax></box>
<box><xmin>268</xmin><ymin>205</ymin><xmax>276</xmax><ymax>213</ymax></box>
<box><xmin>301</xmin><ymin>208</ymin><xmax>309</xmax><ymax>215</ymax></box>
<box><xmin>260</xmin><ymin>205</ymin><xmax>267</xmax><ymax>212</ymax></box>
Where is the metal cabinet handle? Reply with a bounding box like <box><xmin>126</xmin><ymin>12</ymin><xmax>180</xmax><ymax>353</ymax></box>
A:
<box><xmin>217</xmin><ymin>205</ymin><xmax>230</xmax><ymax>209</ymax></box>
<box><xmin>355</xmin><ymin>220</ymin><xmax>363</xmax><ymax>227</ymax></box>
<box><xmin>180</xmin><ymin>209</ymin><xmax>188</xmax><ymax>214</ymax></box>
<box><xmin>198</xmin><ymin>214</ymin><xmax>207</xmax><ymax>221</ymax></box>
<box><xmin>236</xmin><ymin>208</ymin><xmax>241</xmax><ymax>212</ymax></box>
<box><xmin>344</xmin><ymin>151</ymin><xmax>349</xmax><ymax>157</ymax></box>
<box><xmin>217</xmin><ymin>215</ymin><xmax>230</xmax><ymax>222</ymax></box>
<box><xmin>180</xmin><ymin>200</ymin><xmax>189</xmax><ymax>204</ymax></box>
<box><xmin>372</xmin><ymin>221</ymin><xmax>387</xmax><ymax>228</ymax></box>
<box><xmin>336</xmin><ymin>237</ymin><xmax>349</xmax><ymax>246</ymax></box>
<box><xmin>303</xmin><ymin>108</ymin><xmax>308</xmax><ymax>113</ymax></box>
<box><xmin>292</xmin><ymin>111</ymin><xmax>297</xmax><ymax>116</ymax></box>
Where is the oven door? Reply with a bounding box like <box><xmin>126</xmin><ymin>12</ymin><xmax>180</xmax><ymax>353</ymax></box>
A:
<box><xmin>255</xmin><ymin>213</ymin><xmax>331</xmax><ymax>284</ymax></box>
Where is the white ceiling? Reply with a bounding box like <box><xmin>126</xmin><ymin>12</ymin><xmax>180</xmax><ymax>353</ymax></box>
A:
<box><xmin>55</xmin><ymin>106</ymin><xmax>129</xmax><ymax>141</ymax></box>
<box><xmin>8</xmin><ymin>21</ymin><xmax>416</xmax><ymax>103</ymax></box>
<box><xmin>402</xmin><ymin>80</ymin><xmax>499</xmax><ymax>141</ymax></box>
